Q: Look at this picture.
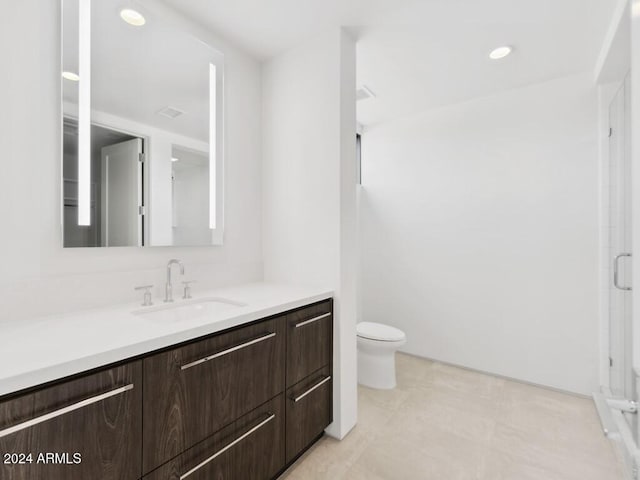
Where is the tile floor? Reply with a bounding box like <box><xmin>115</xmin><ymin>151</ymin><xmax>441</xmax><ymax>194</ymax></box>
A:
<box><xmin>281</xmin><ymin>353</ymin><xmax>625</xmax><ymax>480</ymax></box>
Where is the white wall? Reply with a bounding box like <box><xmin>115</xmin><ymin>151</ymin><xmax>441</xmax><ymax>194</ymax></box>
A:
<box><xmin>262</xmin><ymin>28</ymin><xmax>358</xmax><ymax>439</ymax></box>
<box><xmin>360</xmin><ymin>73</ymin><xmax>600</xmax><ymax>395</ymax></box>
<box><xmin>0</xmin><ymin>0</ymin><xmax>262</xmax><ymax>322</ymax></box>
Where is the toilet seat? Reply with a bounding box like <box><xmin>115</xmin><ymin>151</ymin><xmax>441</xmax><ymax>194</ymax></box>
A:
<box><xmin>357</xmin><ymin>322</ymin><xmax>405</xmax><ymax>342</ymax></box>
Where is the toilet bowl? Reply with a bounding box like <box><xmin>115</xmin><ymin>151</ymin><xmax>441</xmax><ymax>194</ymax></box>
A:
<box><xmin>357</xmin><ymin>322</ymin><xmax>406</xmax><ymax>389</ymax></box>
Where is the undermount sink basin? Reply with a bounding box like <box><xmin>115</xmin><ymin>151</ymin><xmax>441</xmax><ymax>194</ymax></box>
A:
<box><xmin>132</xmin><ymin>297</ymin><xmax>246</xmax><ymax>322</ymax></box>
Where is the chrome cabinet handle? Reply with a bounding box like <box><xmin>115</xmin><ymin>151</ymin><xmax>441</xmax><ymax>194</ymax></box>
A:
<box><xmin>0</xmin><ymin>384</ymin><xmax>134</xmax><ymax>439</ymax></box>
<box><xmin>292</xmin><ymin>376</ymin><xmax>331</xmax><ymax>403</ymax></box>
<box><xmin>180</xmin><ymin>332</ymin><xmax>276</xmax><ymax>370</ymax></box>
<box><xmin>295</xmin><ymin>312</ymin><xmax>331</xmax><ymax>328</ymax></box>
<box><xmin>614</xmin><ymin>253</ymin><xmax>632</xmax><ymax>291</ymax></box>
<box><xmin>179</xmin><ymin>413</ymin><xmax>276</xmax><ymax>480</ymax></box>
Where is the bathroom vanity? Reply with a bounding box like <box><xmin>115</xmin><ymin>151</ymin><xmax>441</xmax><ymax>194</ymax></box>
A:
<box><xmin>0</xmin><ymin>285</ymin><xmax>333</xmax><ymax>480</ymax></box>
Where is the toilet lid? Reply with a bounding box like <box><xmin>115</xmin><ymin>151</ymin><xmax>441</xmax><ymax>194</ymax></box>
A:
<box><xmin>357</xmin><ymin>322</ymin><xmax>406</xmax><ymax>342</ymax></box>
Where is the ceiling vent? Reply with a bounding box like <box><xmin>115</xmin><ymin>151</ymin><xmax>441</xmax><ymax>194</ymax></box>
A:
<box><xmin>156</xmin><ymin>106</ymin><xmax>185</xmax><ymax>119</ymax></box>
<box><xmin>356</xmin><ymin>85</ymin><xmax>376</xmax><ymax>101</ymax></box>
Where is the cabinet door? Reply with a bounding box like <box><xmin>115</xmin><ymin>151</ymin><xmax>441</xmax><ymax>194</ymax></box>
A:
<box><xmin>143</xmin><ymin>317</ymin><xmax>285</xmax><ymax>473</ymax></box>
<box><xmin>286</xmin><ymin>300</ymin><xmax>333</xmax><ymax>387</ymax></box>
<box><xmin>143</xmin><ymin>395</ymin><xmax>285</xmax><ymax>480</ymax></box>
<box><xmin>0</xmin><ymin>362</ymin><xmax>142</xmax><ymax>480</ymax></box>
<box><xmin>285</xmin><ymin>366</ymin><xmax>333</xmax><ymax>464</ymax></box>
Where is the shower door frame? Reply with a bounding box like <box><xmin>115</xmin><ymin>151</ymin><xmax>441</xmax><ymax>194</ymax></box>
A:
<box><xmin>606</xmin><ymin>75</ymin><xmax>634</xmax><ymax>404</ymax></box>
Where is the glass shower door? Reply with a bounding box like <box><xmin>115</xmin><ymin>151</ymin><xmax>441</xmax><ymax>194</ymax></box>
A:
<box><xmin>608</xmin><ymin>76</ymin><xmax>634</xmax><ymax>435</ymax></box>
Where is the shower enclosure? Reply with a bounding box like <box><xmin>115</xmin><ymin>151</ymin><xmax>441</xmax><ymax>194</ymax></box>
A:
<box><xmin>602</xmin><ymin>75</ymin><xmax>637</xmax><ymax>451</ymax></box>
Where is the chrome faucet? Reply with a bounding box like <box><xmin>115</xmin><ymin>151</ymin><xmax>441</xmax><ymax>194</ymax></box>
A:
<box><xmin>165</xmin><ymin>259</ymin><xmax>185</xmax><ymax>303</ymax></box>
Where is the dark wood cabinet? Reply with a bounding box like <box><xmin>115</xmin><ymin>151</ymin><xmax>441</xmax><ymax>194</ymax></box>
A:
<box><xmin>0</xmin><ymin>298</ymin><xmax>332</xmax><ymax>480</ymax></box>
<box><xmin>143</xmin><ymin>395</ymin><xmax>285</xmax><ymax>480</ymax></box>
<box><xmin>142</xmin><ymin>316</ymin><xmax>286</xmax><ymax>474</ymax></box>
<box><xmin>286</xmin><ymin>300</ymin><xmax>333</xmax><ymax>387</ymax></box>
<box><xmin>285</xmin><ymin>366</ymin><xmax>333</xmax><ymax>464</ymax></box>
<box><xmin>0</xmin><ymin>362</ymin><xmax>142</xmax><ymax>480</ymax></box>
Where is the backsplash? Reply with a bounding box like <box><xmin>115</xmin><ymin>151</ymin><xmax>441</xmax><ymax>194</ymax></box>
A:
<box><xmin>0</xmin><ymin>260</ymin><xmax>262</xmax><ymax>324</ymax></box>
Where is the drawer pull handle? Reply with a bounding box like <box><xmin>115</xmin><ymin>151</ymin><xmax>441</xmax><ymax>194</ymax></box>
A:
<box><xmin>180</xmin><ymin>332</ymin><xmax>276</xmax><ymax>371</ymax></box>
<box><xmin>292</xmin><ymin>375</ymin><xmax>332</xmax><ymax>403</ymax></box>
<box><xmin>295</xmin><ymin>312</ymin><xmax>331</xmax><ymax>328</ymax></box>
<box><xmin>0</xmin><ymin>383</ymin><xmax>134</xmax><ymax>439</ymax></box>
<box><xmin>179</xmin><ymin>413</ymin><xmax>276</xmax><ymax>480</ymax></box>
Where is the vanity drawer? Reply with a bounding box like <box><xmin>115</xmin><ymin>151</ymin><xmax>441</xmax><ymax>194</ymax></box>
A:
<box><xmin>143</xmin><ymin>395</ymin><xmax>285</xmax><ymax>480</ymax></box>
<box><xmin>142</xmin><ymin>316</ymin><xmax>286</xmax><ymax>473</ymax></box>
<box><xmin>286</xmin><ymin>300</ymin><xmax>333</xmax><ymax>386</ymax></box>
<box><xmin>0</xmin><ymin>362</ymin><xmax>142</xmax><ymax>480</ymax></box>
<box><xmin>285</xmin><ymin>366</ymin><xmax>333</xmax><ymax>463</ymax></box>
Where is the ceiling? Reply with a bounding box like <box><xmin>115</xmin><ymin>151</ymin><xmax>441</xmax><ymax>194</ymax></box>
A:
<box><xmin>352</xmin><ymin>0</ymin><xmax>619</xmax><ymax>126</ymax></box>
<box><xmin>159</xmin><ymin>0</ymin><xmax>418</xmax><ymax>59</ymax></box>
<box><xmin>162</xmin><ymin>0</ymin><xmax>618</xmax><ymax>127</ymax></box>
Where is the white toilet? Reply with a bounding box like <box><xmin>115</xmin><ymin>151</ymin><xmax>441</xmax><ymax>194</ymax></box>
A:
<box><xmin>357</xmin><ymin>322</ymin><xmax>407</xmax><ymax>389</ymax></box>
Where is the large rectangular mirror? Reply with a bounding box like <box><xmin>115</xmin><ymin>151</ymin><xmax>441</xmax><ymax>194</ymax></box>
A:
<box><xmin>62</xmin><ymin>0</ymin><xmax>224</xmax><ymax>247</ymax></box>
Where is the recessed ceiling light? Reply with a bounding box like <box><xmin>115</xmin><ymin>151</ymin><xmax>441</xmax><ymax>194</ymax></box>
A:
<box><xmin>62</xmin><ymin>71</ymin><xmax>80</xmax><ymax>81</ymax></box>
<box><xmin>489</xmin><ymin>46</ymin><xmax>512</xmax><ymax>60</ymax></box>
<box><xmin>120</xmin><ymin>8</ymin><xmax>146</xmax><ymax>26</ymax></box>
<box><xmin>171</xmin><ymin>157</ymin><xmax>180</xmax><ymax>162</ymax></box>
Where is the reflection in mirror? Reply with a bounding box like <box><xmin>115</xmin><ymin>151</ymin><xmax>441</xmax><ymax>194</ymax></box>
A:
<box><xmin>63</xmin><ymin>121</ymin><xmax>142</xmax><ymax>247</ymax></box>
<box><xmin>171</xmin><ymin>146</ymin><xmax>211</xmax><ymax>246</ymax></box>
<box><xmin>61</xmin><ymin>0</ymin><xmax>224</xmax><ymax>248</ymax></box>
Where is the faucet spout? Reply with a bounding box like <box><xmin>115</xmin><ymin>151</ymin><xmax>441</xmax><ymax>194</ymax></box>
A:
<box><xmin>165</xmin><ymin>259</ymin><xmax>185</xmax><ymax>303</ymax></box>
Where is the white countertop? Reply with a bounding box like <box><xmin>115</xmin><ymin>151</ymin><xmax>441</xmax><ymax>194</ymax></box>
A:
<box><xmin>0</xmin><ymin>282</ymin><xmax>333</xmax><ymax>397</ymax></box>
